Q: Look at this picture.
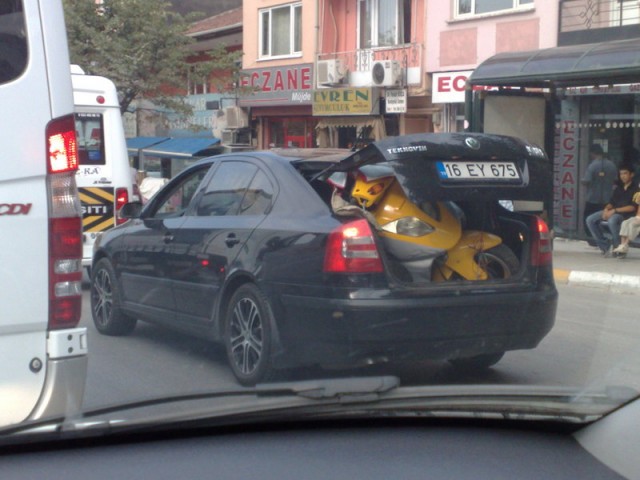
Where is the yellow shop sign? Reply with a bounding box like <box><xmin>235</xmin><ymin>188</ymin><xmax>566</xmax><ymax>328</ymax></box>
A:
<box><xmin>312</xmin><ymin>88</ymin><xmax>377</xmax><ymax>116</ymax></box>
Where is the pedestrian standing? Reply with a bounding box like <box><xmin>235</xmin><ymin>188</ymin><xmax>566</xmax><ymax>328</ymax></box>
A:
<box><xmin>581</xmin><ymin>144</ymin><xmax>618</xmax><ymax>244</ymax></box>
<box><xmin>586</xmin><ymin>163</ymin><xmax>640</xmax><ymax>256</ymax></box>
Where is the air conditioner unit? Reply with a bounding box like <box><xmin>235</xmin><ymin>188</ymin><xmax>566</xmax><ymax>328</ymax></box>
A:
<box><xmin>371</xmin><ymin>60</ymin><xmax>402</xmax><ymax>87</ymax></box>
<box><xmin>317</xmin><ymin>59</ymin><xmax>346</xmax><ymax>86</ymax></box>
<box><xmin>224</xmin><ymin>106</ymin><xmax>248</xmax><ymax>129</ymax></box>
<box><xmin>221</xmin><ymin>130</ymin><xmax>236</xmax><ymax>145</ymax></box>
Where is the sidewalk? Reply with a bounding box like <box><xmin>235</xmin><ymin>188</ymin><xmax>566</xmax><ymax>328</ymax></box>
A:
<box><xmin>552</xmin><ymin>237</ymin><xmax>640</xmax><ymax>291</ymax></box>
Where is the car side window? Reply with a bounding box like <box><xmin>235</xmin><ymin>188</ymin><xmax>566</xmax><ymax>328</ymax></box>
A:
<box><xmin>239</xmin><ymin>169</ymin><xmax>275</xmax><ymax>215</ymax></box>
<box><xmin>153</xmin><ymin>167</ymin><xmax>209</xmax><ymax>219</ymax></box>
<box><xmin>196</xmin><ymin>161</ymin><xmax>257</xmax><ymax>217</ymax></box>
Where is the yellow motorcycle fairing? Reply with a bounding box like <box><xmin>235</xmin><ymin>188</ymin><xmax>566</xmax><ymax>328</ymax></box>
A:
<box><xmin>351</xmin><ymin>172</ymin><xmax>395</xmax><ymax>208</ymax></box>
<box><xmin>370</xmin><ymin>181</ymin><xmax>503</xmax><ymax>282</ymax></box>
<box><xmin>374</xmin><ymin>182</ymin><xmax>462</xmax><ymax>249</ymax></box>
<box><xmin>432</xmin><ymin>230</ymin><xmax>503</xmax><ymax>282</ymax></box>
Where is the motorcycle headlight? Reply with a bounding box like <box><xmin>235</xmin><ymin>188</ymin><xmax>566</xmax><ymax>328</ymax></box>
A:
<box><xmin>382</xmin><ymin>217</ymin><xmax>434</xmax><ymax>237</ymax></box>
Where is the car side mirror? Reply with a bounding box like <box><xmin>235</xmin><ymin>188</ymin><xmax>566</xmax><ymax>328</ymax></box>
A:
<box><xmin>119</xmin><ymin>201</ymin><xmax>143</xmax><ymax>219</ymax></box>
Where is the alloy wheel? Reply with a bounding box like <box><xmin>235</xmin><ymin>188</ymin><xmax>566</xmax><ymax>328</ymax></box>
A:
<box><xmin>91</xmin><ymin>267</ymin><xmax>113</xmax><ymax>328</ymax></box>
<box><xmin>229</xmin><ymin>297</ymin><xmax>264</xmax><ymax>375</ymax></box>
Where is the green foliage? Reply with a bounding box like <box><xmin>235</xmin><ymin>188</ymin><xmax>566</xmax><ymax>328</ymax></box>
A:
<box><xmin>62</xmin><ymin>0</ymin><xmax>237</xmax><ymax>116</ymax></box>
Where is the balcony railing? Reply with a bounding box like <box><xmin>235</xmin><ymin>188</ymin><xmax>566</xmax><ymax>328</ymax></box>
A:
<box><xmin>559</xmin><ymin>0</ymin><xmax>640</xmax><ymax>45</ymax></box>
<box><xmin>317</xmin><ymin>43</ymin><xmax>422</xmax><ymax>86</ymax></box>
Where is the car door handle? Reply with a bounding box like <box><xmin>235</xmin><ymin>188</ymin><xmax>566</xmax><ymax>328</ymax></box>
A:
<box><xmin>163</xmin><ymin>233</ymin><xmax>174</xmax><ymax>244</ymax></box>
<box><xmin>225</xmin><ymin>233</ymin><xmax>240</xmax><ymax>247</ymax></box>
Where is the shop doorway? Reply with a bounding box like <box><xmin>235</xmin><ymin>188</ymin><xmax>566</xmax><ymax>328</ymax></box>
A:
<box><xmin>268</xmin><ymin>117</ymin><xmax>316</xmax><ymax>148</ymax></box>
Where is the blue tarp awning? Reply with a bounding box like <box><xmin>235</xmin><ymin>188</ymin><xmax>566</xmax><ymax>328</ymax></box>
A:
<box><xmin>141</xmin><ymin>137</ymin><xmax>222</xmax><ymax>159</ymax></box>
<box><xmin>126</xmin><ymin>136</ymin><xmax>170</xmax><ymax>154</ymax></box>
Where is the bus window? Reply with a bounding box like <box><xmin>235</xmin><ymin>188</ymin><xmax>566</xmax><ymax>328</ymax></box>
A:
<box><xmin>75</xmin><ymin>112</ymin><xmax>105</xmax><ymax>165</ymax></box>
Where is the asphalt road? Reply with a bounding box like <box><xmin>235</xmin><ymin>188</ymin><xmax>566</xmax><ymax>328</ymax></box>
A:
<box><xmin>80</xmin><ymin>282</ymin><xmax>640</xmax><ymax>410</ymax></box>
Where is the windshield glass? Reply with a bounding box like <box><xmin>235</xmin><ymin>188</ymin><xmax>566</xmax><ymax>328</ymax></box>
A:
<box><xmin>3</xmin><ymin>0</ymin><xmax>640</xmax><ymax>450</ymax></box>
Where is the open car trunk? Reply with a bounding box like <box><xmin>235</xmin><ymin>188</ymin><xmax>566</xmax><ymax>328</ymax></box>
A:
<box><xmin>293</xmin><ymin>133</ymin><xmax>554</xmax><ymax>287</ymax></box>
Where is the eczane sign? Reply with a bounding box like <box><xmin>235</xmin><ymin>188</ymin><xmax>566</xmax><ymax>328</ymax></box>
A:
<box><xmin>432</xmin><ymin>70</ymin><xmax>473</xmax><ymax>103</ymax></box>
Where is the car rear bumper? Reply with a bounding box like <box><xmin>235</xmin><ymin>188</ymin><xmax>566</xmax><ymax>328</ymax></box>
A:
<box><xmin>273</xmin><ymin>287</ymin><xmax>558</xmax><ymax>369</ymax></box>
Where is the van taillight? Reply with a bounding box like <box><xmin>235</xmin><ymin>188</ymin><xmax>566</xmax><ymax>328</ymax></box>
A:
<box><xmin>46</xmin><ymin>115</ymin><xmax>78</xmax><ymax>173</ymax></box>
<box><xmin>47</xmin><ymin>116</ymin><xmax>82</xmax><ymax>330</ymax></box>
<box><xmin>530</xmin><ymin>216</ymin><xmax>552</xmax><ymax>267</ymax></box>
<box><xmin>324</xmin><ymin>219</ymin><xmax>383</xmax><ymax>273</ymax></box>
<box><xmin>49</xmin><ymin>217</ymin><xmax>83</xmax><ymax>329</ymax></box>
<box><xmin>115</xmin><ymin>187</ymin><xmax>129</xmax><ymax>225</ymax></box>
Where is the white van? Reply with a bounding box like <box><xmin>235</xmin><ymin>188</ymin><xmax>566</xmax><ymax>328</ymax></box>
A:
<box><xmin>0</xmin><ymin>0</ymin><xmax>87</xmax><ymax>426</ymax></box>
<box><xmin>72</xmin><ymin>67</ymin><xmax>138</xmax><ymax>269</ymax></box>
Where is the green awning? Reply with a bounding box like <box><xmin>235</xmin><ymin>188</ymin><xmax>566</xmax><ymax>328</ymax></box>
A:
<box><xmin>468</xmin><ymin>37</ymin><xmax>640</xmax><ymax>88</ymax></box>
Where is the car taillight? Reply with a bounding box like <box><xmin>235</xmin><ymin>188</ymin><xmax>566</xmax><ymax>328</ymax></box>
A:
<box><xmin>324</xmin><ymin>218</ymin><xmax>383</xmax><ymax>273</ymax></box>
<box><xmin>46</xmin><ymin>114</ymin><xmax>78</xmax><ymax>173</ymax></box>
<box><xmin>47</xmin><ymin>115</ymin><xmax>82</xmax><ymax>330</ymax></box>
<box><xmin>530</xmin><ymin>216</ymin><xmax>552</xmax><ymax>267</ymax></box>
<box><xmin>115</xmin><ymin>187</ymin><xmax>129</xmax><ymax>225</ymax></box>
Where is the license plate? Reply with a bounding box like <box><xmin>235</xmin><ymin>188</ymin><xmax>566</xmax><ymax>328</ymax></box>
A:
<box><xmin>436</xmin><ymin>161</ymin><xmax>520</xmax><ymax>181</ymax></box>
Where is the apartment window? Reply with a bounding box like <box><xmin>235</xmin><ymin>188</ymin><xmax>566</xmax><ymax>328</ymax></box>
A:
<box><xmin>358</xmin><ymin>0</ymin><xmax>412</xmax><ymax>48</ymax></box>
<box><xmin>259</xmin><ymin>3</ymin><xmax>302</xmax><ymax>58</ymax></box>
<box><xmin>456</xmin><ymin>0</ymin><xmax>533</xmax><ymax>17</ymax></box>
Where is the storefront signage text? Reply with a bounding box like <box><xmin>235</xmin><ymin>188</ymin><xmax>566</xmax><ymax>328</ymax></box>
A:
<box><xmin>385</xmin><ymin>89</ymin><xmax>407</xmax><ymax>113</ymax></box>
<box><xmin>553</xmin><ymin>99</ymin><xmax>580</xmax><ymax>231</ymax></box>
<box><xmin>312</xmin><ymin>88</ymin><xmax>376</xmax><ymax>116</ymax></box>
<box><xmin>432</xmin><ymin>71</ymin><xmax>513</xmax><ymax>104</ymax></box>
<box><xmin>562</xmin><ymin>85</ymin><xmax>640</xmax><ymax>96</ymax></box>
<box><xmin>239</xmin><ymin>64</ymin><xmax>313</xmax><ymax>107</ymax></box>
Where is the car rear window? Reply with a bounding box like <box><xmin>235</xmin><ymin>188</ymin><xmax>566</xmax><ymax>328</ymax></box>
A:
<box><xmin>0</xmin><ymin>0</ymin><xmax>27</xmax><ymax>85</ymax></box>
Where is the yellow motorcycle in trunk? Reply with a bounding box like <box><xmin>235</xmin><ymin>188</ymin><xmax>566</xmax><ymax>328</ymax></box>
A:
<box><xmin>346</xmin><ymin>166</ymin><xmax>517</xmax><ymax>282</ymax></box>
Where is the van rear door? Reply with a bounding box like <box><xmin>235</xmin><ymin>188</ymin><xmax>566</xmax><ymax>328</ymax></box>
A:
<box><xmin>0</xmin><ymin>0</ymin><xmax>86</xmax><ymax>426</ymax></box>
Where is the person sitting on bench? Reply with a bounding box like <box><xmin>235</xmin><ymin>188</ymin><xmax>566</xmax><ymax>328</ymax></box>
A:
<box><xmin>586</xmin><ymin>163</ymin><xmax>639</xmax><ymax>256</ymax></box>
<box><xmin>612</xmin><ymin>192</ymin><xmax>640</xmax><ymax>255</ymax></box>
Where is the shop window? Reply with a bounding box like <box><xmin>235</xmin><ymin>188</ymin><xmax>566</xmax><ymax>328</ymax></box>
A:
<box><xmin>259</xmin><ymin>3</ymin><xmax>302</xmax><ymax>59</ymax></box>
<box><xmin>268</xmin><ymin>118</ymin><xmax>315</xmax><ymax>148</ymax></box>
<box><xmin>358</xmin><ymin>0</ymin><xmax>412</xmax><ymax>48</ymax></box>
<box><xmin>455</xmin><ymin>0</ymin><xmax>533</xmax><ymax>18</ymax></box>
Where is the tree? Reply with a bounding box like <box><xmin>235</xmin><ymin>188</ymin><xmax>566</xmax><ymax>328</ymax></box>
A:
<box><xmin>63</xmin><ymin>0</ymin><xmax>240</xmax><ymax>117</ymax></box>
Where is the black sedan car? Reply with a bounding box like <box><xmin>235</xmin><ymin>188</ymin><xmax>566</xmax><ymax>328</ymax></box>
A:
<box><xmin>91</xmin><ymin>133</ymin><xmax>558</xmax><ymax>385</ymax></box>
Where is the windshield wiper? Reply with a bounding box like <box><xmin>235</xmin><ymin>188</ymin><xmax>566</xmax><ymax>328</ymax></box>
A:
<box><xmin>78</xmin><ymin>375</ymin><xmax>400</xmax><ymax>418</ymax></box>
<box><xmin>0</xmin><ymin>376</ymin><xmax>400</xmax><ymax>439</ymax></box>
<box><xmin>257</xmin><ymin>375</ymin><xmax>400</xmax><ymax>402</ymax></box>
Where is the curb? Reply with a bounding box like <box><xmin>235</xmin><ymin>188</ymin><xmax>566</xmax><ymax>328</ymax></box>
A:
<box><xmin>554</xmin><ymin>269</ymin><xmax>640</xmax><ymax>290</ymax></box>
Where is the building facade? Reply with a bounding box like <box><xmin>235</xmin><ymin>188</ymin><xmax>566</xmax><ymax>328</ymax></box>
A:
<box><xmin>426</xmin><ymin>0</ymin><xmax>559</xmax><ymax>132</ymax></box>
<box><xmin>240</xmin><ymin>0</ymin><xmax>431</xmax><ymax>149</ymax></box>
<box><xmin>462</xmin><ymin>0</ymin><xmax>640</xmax><ymax>239</ymax></box>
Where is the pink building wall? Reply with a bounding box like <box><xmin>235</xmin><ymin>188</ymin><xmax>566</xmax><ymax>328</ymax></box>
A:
<box><xmin>426</xmin><ymin>1</ymin><xmax>559</xmax><ymax>73</ymax></box>
<box><xmin>242</xmin><ymin>0</ymin><xmax>319</xmax><ymax>69</ymax></box>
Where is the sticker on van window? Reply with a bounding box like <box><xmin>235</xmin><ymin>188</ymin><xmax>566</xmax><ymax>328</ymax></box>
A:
<box><xmin>79</xmin><ymin>187</ymin><xmax>115</xmax><ymax>232</ymax></box>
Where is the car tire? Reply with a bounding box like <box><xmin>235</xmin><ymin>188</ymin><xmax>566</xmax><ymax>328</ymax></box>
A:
<box><xmin>449</xmin><ymin>352</ymin><xmax>505</xmax><ymax>371</ymax></box>
<box><xmin>224</xmin><ymin>283</ymin><xmax>276</xmax><ymax>386</ymax></box>
<box><xmin>476</xmin><ymin>244</ymin><xmax>520</xmax><ymax>279</ymax></box>
<box><xmin>90</xmin><ymin>258</ymin><xmax>137</xmax><ymax>336</ymax></box>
